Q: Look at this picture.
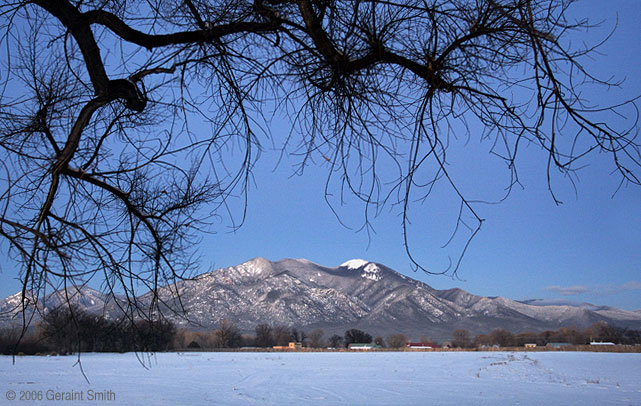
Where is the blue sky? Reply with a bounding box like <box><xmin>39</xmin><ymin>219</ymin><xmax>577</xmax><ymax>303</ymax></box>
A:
<box><xmin>1</xmin><ymin>0</ymin><xmax>640</xmax><ymax>310</ymax></box>
<box><xmin>197</xmin><ymin>0</ymin><xmax>641</xmax><ymax>311</ymax></box>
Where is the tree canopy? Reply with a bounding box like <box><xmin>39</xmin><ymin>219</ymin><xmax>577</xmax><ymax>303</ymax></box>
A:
<box><xmin>0</xmin><ymin>0</ymin><xmax>638</xmax><ymax>321</ymax></box>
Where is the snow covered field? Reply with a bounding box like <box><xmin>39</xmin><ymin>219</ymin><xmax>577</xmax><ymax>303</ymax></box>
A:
<box><xmin>1</xmin><ymin>352</ymin><xmax>640</xmax><ymax>405</ymax></box>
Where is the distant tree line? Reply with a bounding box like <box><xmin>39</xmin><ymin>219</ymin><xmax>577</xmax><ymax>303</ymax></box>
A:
<box><xmin>0</xmin><ymin>326</ymin><xmax>49</xmax><ymax>355</ymax></box>
<box><xmin>0</xmin><ymin>306</ymin><xmax>175</xmax><ymax>355</ymax></box>
<box><xmin>5</xmin><ymin>315</ymin><xmax>639</xmax><ymax>354</ymax></box>
<box><xmin>175</xmin><ymin>323</ymin><xmax>321</xmax><ymax>349</ymax></box>
<box><xmin>451</xmin><ymin>322</ymin><xmax>641</xmax><ymax>348</ymax></box>
<box><xmin>175</xmin><ymin>323</ymin><xmax>391</xmax><ymax>349</ymax></box>
<box><xmin>178</xmin><ymin>321</ymin><xmax>641</xmax><ymax>350</ymax></box>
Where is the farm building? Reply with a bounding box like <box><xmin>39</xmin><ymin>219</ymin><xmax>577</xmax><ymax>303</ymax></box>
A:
<box><xmin>546</xmin><ymin>342</ymin><xmax>571</xmax><ymax>348</ymax></box>
<box><xmin>348</xmin><ymin>343</ymin><xmax>380</xmax><ymax>350</ymax></box>
<box><xmin>273</xmin><ymin>342</ymin><xmax>302</xmax><ymax>350</ymax></box>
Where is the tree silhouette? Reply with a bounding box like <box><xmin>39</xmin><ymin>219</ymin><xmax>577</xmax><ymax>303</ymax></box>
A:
<box><xmin>308</xmin><ymin>328</ymin><xmax>325</xmax><ymax>348</ymax></box>
<box><xmin>386</xmin><ymin>333</ymin><xmax>409</xmax><ymax>348</ymax></box>
<box><xmin>328</xmin><ymin>334</ymin><xmax>343</xmax><ymax>349</ymax></box>
<box><xmin>452</xmin><ymin>329</ymin><xmax>471</xmax><ymax>348</ymax></box>
<box><xmin>0</xmin><ymin>0</ymin><xmax>638</xmax><ymax>328</ymax></box>
<box><xmin>212</xmin><ymin>319</ymin><xmax>242</xmax><ymax>348</ymax></box>
<box><xmin>344</xmin><ymin>328</ymin><xmax>372</xmax><ymax>346</ymax></box>
<box><xmin>255</xmin><ymin>323</ymin><xmax>275</xmax><ymax>348</ymax></box>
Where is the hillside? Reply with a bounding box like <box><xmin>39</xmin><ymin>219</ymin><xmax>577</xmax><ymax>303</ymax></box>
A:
<box><xmin>3</xmin><ymin>257</ymin><xmax>641</xmax><ymax>340</ymax></box>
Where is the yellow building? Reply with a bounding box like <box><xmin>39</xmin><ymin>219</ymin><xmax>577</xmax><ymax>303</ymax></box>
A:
<box><xmin>273</xmin><ymin>342</ymin><xmax>302</xmax><ymax>350</ymax></box>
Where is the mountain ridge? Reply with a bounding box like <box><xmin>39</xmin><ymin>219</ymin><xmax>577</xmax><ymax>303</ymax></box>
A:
<box><xmin>2</xmin><ymin>257</ymin><xmax>640</xmax><ymax>340</ymax></box>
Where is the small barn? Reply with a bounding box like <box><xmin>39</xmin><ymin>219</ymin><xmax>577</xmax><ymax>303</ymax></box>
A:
<box><xmin>273</xmin><ymin>342</ymin><xmax>302</xmax><ymax>350</ymax></box>
<box><xmin>546</xmin><ymin>342</ymin><xmax>571</xmax><ymax>348</ymax></box>
<box><xmin>348</xmin><ymin>343</ymin><xmax>380</xmax><ymax>350</ymax></box>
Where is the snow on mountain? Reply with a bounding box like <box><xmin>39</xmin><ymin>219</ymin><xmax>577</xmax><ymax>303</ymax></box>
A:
<box><xmin>519</xmin><ymin>298</ymin><xmax>608</xmax><ymax>311</ymax></box>
<box><xmin>339</xmin><ymin>259</ymin><xmax>383</xmax><ymax>281</ymax></box>
<box><xmin>2</xmin><ymin>257</ymin><xmax>640</xmax><ymax>339</ymax></box>
<box><xmin>518</xmin><ymin>299</ymin><xmax>641</xmax><ymax>323</ymax></box>
<box><xmin>0</xmin><ymin>286</ymin><xmax>114</xmax><ymax>326</ymax></box>
<box><xmin>143</xmin><ymin>258</ymin><xmax>641</xmax><ymax>338</ymax></box>
<box><xmin>592</xmin><ymin>307</ymin><xmax>641</xmax><ymax>321</ymax></box>
<box><xmin>361</xmin><ymin>263</ymin><xmax>382</xmax><ymax>281</ymax></box>
<box><xmin>340</xmin><ymin>259</ymin><xmax>369</xmax><ymax>270</ymax></box>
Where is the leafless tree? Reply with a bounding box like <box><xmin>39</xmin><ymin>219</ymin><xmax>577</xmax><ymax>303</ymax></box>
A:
<box><xmin>452</xmin><ymin>329</ymin><xmax>472</xmax><ymax>348</ymax></box>
<box><xmin>489</xmin><ymin>328</ymin><xmax>516</xmax><ymax>347</ymax></box>
<box><xmin>307</xmin><ymin>328</ymin><xmax>325</xmax><ymax>348</ymax></box>
<box><xmin>254</xmin><ymin>323</ymin><xmax>275</xmax><ymax>347</ymax></box>
<box><xmin>39</xmin><ymin>305</ymin><xmax>82</xmax><ymax>355</ymax></box>
<box><xmin>212</xmin><ymin>319</ymin><xmax>242</xmax><ymax>348</ymax></box>
<box><xmin>272</xmin><ymin>324</ymin><xmax>292</xmax><ymax>346</ymax></box>
<box><xmin>386</xmin><ymin>333</ymin><xmax>409</xmax><ymax>348</ymax></box>
<box><xmin>0</xmin><ymin>0</ymin><xmax>639</xmax><ymax>331</ymax></box>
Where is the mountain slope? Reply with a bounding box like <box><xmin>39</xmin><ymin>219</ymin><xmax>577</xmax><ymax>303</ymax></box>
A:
<box><xmin>3</xmin><ymin>258</ymin><xmax>640</xmax><ymax>340</ymax></box>
<box><xmin>0</xmin><ymin>286</ymin><xmax>113</xmax><ymax>326</ymax></box>
<box><xmin>146</xmin><ymin>257</ymin><xmax>641</xmax><ymax>339</ymax></box>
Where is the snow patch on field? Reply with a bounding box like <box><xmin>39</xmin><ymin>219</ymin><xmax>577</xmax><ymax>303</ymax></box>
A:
<box><xmin>1</xmin><ymin>352</ymin><xmax>640</xmax><ymax>405</ymax></box>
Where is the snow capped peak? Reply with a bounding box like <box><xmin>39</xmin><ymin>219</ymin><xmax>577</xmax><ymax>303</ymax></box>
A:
<box><xmin>244</xmin><ymin>257</ymin><xmax>272</xmax><ymax>266</ymax></box>
<box><xmin>340</xmin><ymin>259</ymin><xmax>369</xmax><ymax>269</ymax></box>
<box><xmin>340</xmin><ymin>259</ymin><xmax>382</xmax><ymax>280</ymax></box>
<box><xmin>231</xmin><ymin>257</ymin><xmax>274</xmax><ymax>278</ymax></box>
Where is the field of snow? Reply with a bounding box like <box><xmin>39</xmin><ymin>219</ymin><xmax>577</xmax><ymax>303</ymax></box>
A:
<box><xmin>1</xmin><ymin>352</ymin><xmax>640</xmax><ymax>405</ymax></box>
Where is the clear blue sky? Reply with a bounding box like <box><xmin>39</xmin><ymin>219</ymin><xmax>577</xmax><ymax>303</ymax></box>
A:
<box><xmin>1</xmin><ymin>0</ymin><xmax>640</xmax><ymax>310</ymax></box>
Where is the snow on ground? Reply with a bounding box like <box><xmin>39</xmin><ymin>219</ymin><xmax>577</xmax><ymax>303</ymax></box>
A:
<box><xmin>1</xmin><ymin>352</ymin><xmax>640</xmax><ymax>405</ymax></box>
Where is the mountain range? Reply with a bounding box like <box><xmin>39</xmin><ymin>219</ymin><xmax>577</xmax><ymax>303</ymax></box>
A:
<box><xmin>2</xmin><ymin>257</ymin><xmax>640</xmax><ymax>340</ymax></box>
